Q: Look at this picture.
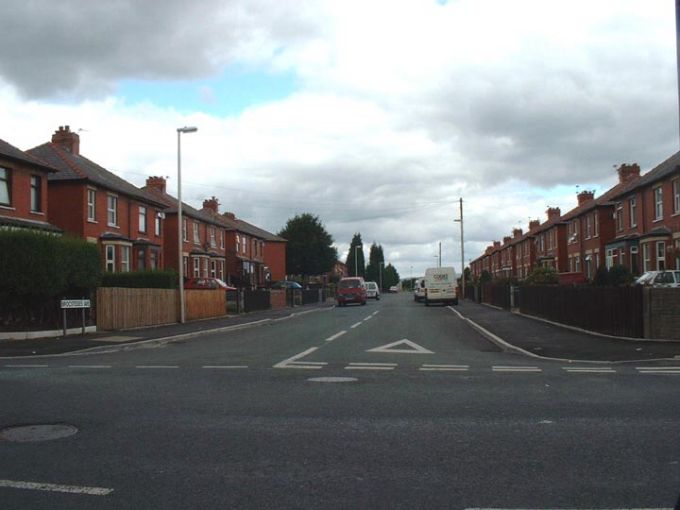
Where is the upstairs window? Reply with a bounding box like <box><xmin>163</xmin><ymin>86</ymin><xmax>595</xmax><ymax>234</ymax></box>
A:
<box><xmin>193</xmin><ymin>221</ymin><xmax>200</xmax><ymax>244</ymax></box>
<box><xmin>87</xmin><ymin>189</ymin><xmax>96</xmax><ymax>221</ymax></box>
<box><xmin>654</xmin><ymin>187</ymin><xmax>663</xmax><ymax>220</ymax></box>
<box><xmin>629</xmin><ymin>197</ymin><xmax>637</xmax><ymax>228</ymax></box>
<box><xmin>107</xmin><ymin>195</ymin><xmax>118</xmax><ymax>226</ymax></box>
<box><xmin>30</xmin><ymin>176</ymin><xmax>42</xmax><ymax>212</ymax></box>
<box><xmin>585</xmin><ymin>215</ymin><xmax>592</xmax><ymax>239</ymax></box>
<box><xmin>673</xmin><ymin>179</ymin><xmax>680</xmax><ymax>214</ymax></box>
<box><xmin>0</xmin><ymin>167</ymin><xmax>10</xmax><ymax>206</ymax></box>
<box><xmin>138</xmin><ymin>206</ymin><xmax>147</xmax><ymax>233</ymax></box>
<box><xmin>209</xmin><ymin>227</ymin><xmax>216</xmax><ymax>247</ymax></box>
<box><xmin>182</xmin><ymin>218</ymin><xmax>188</xmax><ymax>242</ymax></box>
<box><xmin>155</xmin><ymin>213</ymin><xmax>161</xmax><ymax>236</ymax></box>
<box><xmin>615</xmin><ymin>202</ymin><xmax>623</xmax><ymax>231</ymax></box>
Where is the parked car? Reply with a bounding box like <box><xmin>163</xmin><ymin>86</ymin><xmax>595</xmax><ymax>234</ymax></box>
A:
<box><xmin>635</xmin><ymin>270</ymin><xmax>680</xmax><ymax>288</ymax></box>
<box><xmin>336</xmin><ymin>277</ymin><xmax>367</xmax><ymax>306</ymax></box>
<box><xmin>423</xmin><ymin>266</ymin><xmax>458</xmax><ymax>306</ymax></box>
<box><xmin>365</xmin><ymin>281</ymin><xmax>380</xmax><ymax>300</ymax></box>
<box><xmin>414</xmin><ymin>278</ymin><xmax>425</xmax><ymax>302</ymax></box>
<box><xmin>271</xmin><ymin>280</ymin><xmax>303</xmax><ymax>289</ymax></box>
<box><xmin>184</xmin><ymin>278</ymin><xmax>236</xmax><ymax>291</ymax></box>
<box><xmin>388</xmin><ymin>285</ymin><xmax>398</xmax><ymax>293</ymax></box>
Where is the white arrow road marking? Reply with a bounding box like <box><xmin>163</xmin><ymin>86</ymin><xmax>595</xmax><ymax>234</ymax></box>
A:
<box><xmin>0</xmin><ymin>479</ymin><xmax>113</xmax><ymax>496</ymax></box>
<box><xmin>366</xmin><ymin>339</ymin><xmax>434</xmax><ymax>354</ymax></box>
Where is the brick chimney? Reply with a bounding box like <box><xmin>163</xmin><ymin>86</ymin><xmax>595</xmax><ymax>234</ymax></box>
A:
<box><xmin>202</xmin><ymin>196</ymin><xmax>219</xmax><ymax>214</ymax></box>
<box><xmin>51</xmin><ymin>125</ymin><xmax>80</xmax><ymax>155</ymax></box>
<box><xmin>528</xmin><ymin>220</ymin><xmax>540</xmax><ymax>231</ymax></box>
<box><xmin>493</xmin><ymin>241</ymin><xmax>501</xmax><ymax>249</ymax></box>
<box><xmin>485</xmin><ymin>246</ymin><xmax>493</xmax><ymax>255</ymax></box>
<box><xmin>577</xmin><ymin>190</ymin><xmax>595</xmax><ymax>206</ymax></box>
<box><xmin>513</xmin><ymin>228</ymin><xmax>523</xmax><ymax>239</ymax></box>
<box><xmin>503</xmin><ymin>236</ymin><xmax>512</xmax><ymax>245</ymax></box>
<box><xmin>145</xmin><ymin>176</ymin><xmax>166</xmax><ymax>194</ymax></box>
<box><xmin>546</xmin><ymin>207</ymin><xmax>561</xmax><ymax>221</ymax></box>
<box><xmin>616</xmin><ymin>163</ymin><xmax>640</xmax><ymax>184</ymax></box>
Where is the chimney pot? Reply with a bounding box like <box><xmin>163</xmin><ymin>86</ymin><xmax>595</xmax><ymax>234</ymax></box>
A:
<box><xmin>202</xmin><ymin>196</ymin><xmax>220</xmax><ymax>214</ymax></box>
<box><xmin>145</xmin><ymin>176</ymin><xmax>166</xmax><ymax>194</ymax></box>
<box><xmin>616</xmin><ymin>163</ymin><xmax>641</xmax><ymax>184</ymax></box>
<box><xmin>51</xmin><ymin>125</ymin><xmax>80</xmax><ymax>155</ymax></box>
<box><xmin>577</xmin><ymin>190</ymin><xmax>595</xmax><ymax>206</ymax></box>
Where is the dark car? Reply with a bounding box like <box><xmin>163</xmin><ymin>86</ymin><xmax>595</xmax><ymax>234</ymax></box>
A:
<box><xmin>271</xmin><ymin>280</ymin><xmax>303</xmax><ymax>289</ymax></box>
<box><xmin>184</xmin><ymin>278</ymin><xmax>236</xmax><ymax>290</ymax></box>
<box><xmin>336</xmin><ymin>277</ymin><xmax>367</xmax><ymax>306</ymax></box>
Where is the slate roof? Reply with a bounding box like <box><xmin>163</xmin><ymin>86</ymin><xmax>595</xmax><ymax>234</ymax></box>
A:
<box><xmin>0</xmin><ymin>138</ymin><xmax>56</xmax><ymax>173</ymax></box>
<box><xmin>232</xmin><ymin>218</ymin><xmax>286</xmax><ymax>242</ymax></box>
<box><xmin>612</xmin><ymin>150</ymin><xmax>680</xmax><ymax>197</ymax></box>
<box><xmin>142</xmin><ymin>188</ymin><xmax>229</xmax><ymax>228</ymax></box>
<box><xmin>28</xmin><ymin>143</ymin><xmax>165</xmax><ymax>208</ymax></box>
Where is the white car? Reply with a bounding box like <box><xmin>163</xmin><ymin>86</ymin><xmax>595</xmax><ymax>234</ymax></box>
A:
<box><xmin>414</xmin><ymin>278</ymin><xmax>425</xmax><ymax>302</ymax></box>
<box><xmin>365</xmin><ymin>281</ymin><xmax>380</xmax><ymax>300</ymax></box>
<box><xmin>635</xmin><ymin>270</ymin><xmax>680</xmax><ymax>288</ymax></box>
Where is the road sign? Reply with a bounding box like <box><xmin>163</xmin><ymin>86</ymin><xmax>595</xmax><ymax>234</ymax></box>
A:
<box><xmin>60</xmin><ymin>299</ymin><xmax>91</xmax><ymax>309</ymax></box>
<box><xmin>366</xmin><ymin>339</ymin><xmax>434</xmax><ymax>354</ymax></box>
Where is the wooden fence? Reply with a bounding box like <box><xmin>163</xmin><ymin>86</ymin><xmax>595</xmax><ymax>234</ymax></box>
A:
<box><xmin>97</xmin><ymin>287</ymin><xmax>177</xmax><ymax>330</ymax></box>
<box><xmin>519</xmin><ymin>285</ymin><xmax>644</xmax><ymax>338</ymax></box>
<box><xmin>185</xmin><ymin>290</ymin><xmax>226</xmax><ymax>321</ymax></box>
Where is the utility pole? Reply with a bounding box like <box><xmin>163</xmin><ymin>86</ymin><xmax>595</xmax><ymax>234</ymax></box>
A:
<box><xmin>676</xmin><ymin>0</ymin><xmax>680</xmax><ymax>147</ymax></box>
<box><xmin>454</xmin><ymin>198</ymin><xmax>465</xmax><ymax>293</ymax></box>
<box><xmin>438</xmin><ymin>241</ymin><xmax>441</xmax><ymax>268</ymax></box>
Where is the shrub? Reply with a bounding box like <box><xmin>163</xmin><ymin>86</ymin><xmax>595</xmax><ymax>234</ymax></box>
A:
<box><xmin>593</xmin><ymin>265</ymin><xmax>609</xmax><ymax>286</ymax></box>
<box><xmin>101</xmin><ymin>269</ymin><xmax>178</xmax><ymax>289</ymax></box>
<box><xmin>608</xmin><ymin>264</ymin><xmax>634</xmax><ymax>287</ymax></box>
<box><xmin>524</xmin><ymin>265</ymin><xmax>559</xmax><ymax>285</ymax></box>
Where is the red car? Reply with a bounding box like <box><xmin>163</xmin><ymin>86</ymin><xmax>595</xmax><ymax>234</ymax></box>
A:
<box><xmin>184</xmin><ymin>278</ymin><xmax>236</xmax><ymax>291</ymax></box>
<box><xmin>336</xmin><ymin>277</ymin><xmax>367</xmax><ymax>307</ymax></box>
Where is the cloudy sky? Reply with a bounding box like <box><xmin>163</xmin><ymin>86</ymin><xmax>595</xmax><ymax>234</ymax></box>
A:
<box><xmin>1</xmin><ymin>0</ymin><xmax>678</xmax><ymax>277</ymax></box>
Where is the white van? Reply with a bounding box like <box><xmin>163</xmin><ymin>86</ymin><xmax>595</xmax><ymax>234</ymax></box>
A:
<box><xmin>423</xmin><ymin>267</ymin><xmax>458</xmax><ymax>306</ymax></box>
<box><xmin>414</xmin><ymin>278</ymin><xmax>426</xmax><ymax>302</ymax></box>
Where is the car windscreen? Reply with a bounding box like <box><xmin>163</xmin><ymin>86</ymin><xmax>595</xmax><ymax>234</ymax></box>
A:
<box><xmin>339</xmin><ymin>279</ymin><xmax>362</xmax><ymax>288</ymax></box>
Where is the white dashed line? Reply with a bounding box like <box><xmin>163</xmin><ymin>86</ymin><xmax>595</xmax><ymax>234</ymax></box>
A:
<box><xmin>492</xmin><ymin>366</ymin><xmax>542</xmax><ymax>372</ymax></box>
<box><xmin>563</xmin><ymin>367</ymin><xmax>616</xmax><ymax>374</ymax></box>
<box><xmin>350</xmin><ymin>322</ymin><xmax>363</xmax><ymax>329</ymax></box>
<box><xmin>4</xmin><ymin>364</ymin><xmax>48</xmax><ymax>368</ymax></box>
<box><xmin>0</xmin><ymin>479</ymin><xmax>113</xmax><ymax>496</ymax></box>
<box><xmin>420</xmin><ymin>364</ymin><xmax>469</xmax><ymax>372</ymax></box>
<box><xmin>202</xmin><ymin>365</ymin><xmax>248</xmax><ymax>369</ymax></box>
<box><xmin>67</xmin><ymin>365</ymin><xmax>111</xmax><ymax>369</ymax></box>
<box><xmin>135</xmin><ymin>365</ymin><xmax>179</xmax><ymax>369</ymax></box>
<box><xmin>325</xmin><ymin>331</ymin><xmax>347</xmax><ymax>342</ymax></box>
<box><xmin>363</xmin><ymin>316</ymin><xmax>373</xmax><ymax>322</ymax></box>
<box><xmin>636</xmin><ymin>366</ymin><xmax>680</xmax><ymax>375</ymax></box>
<box><xmin>372</xmin><ymin>311</ymin><xmax>379</xmax><ymax>316</ymax></box>
<box><xmin>345</xmin><ymin>362</ymin><xmax>397</xmax><ymax>371</ymax></box>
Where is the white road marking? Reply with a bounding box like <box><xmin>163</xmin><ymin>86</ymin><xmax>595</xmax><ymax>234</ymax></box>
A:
<box><xmin>637</xmin><ymin>366</ymin><xmax>680</xmax><ymax>375</ymax></box>
<box><xmin>4</xmin><ymin>364</ymin><xmax>48</xmax><ymax>368</ymax></box>
<box><xmin>0</xmin><ymin>479</ymin><xmax>113</xmax><ymax>496</ymax></box>
<box><xmin>345</xmin><ymin>365</ymin><xmax>395</xmax><ymax>370</ymax></box>
<box><xmin>563</xmin><ymin>367</ymin><xmax>616</xmax><ymax>373</ymax></box>
<box><xmin>367</xmin><ymin>339</ymin><xmax>434</xmax><ymax>354</ymax></box>
<box><xmin>325</xmin><ymin>331</ymin><xmax>347</xmax><ymax>342</ymax></box>
<box><xmin>135</xmin><ymin>365</ymin><xmax>179</xmax><ymax>369</ymax></box>
<box><xmin>420</xmin><ymin>364</ymin><xmax>469</xmax><ymax>372</ymax></box>
<box><xmin>422</xmin><ymin>364</ymin><xmax>469</xmax><ymax>368</ymax></box>
<box><xmin>273</xmin><ymin>347</ymin><xmax>324</xmax><ymax>369</ymax></box>
<box><xmin>348</xmin><ymin>362</ymin><xmax>397</xmax><ymax>366</ymax></box>
<box><xmin>372</xmin><ymin>311</ymin><xmax>379</xmax><ymax>316</ymax></box>
<box><xmin>492</xmin><ymin>366</ymin><xmax>542</xmax><ymax>372</ymax></box>
<box><xmin>363</xmin><ymin>316</ymin><xmax>373</xmax><ymax>321</ymax></box>
<box><xmin>350</xmin><ymin>322</ymin><xmax>363</xmax><ymax>329</ymax></box>
<box><xmin>67</xmin><ymin>365</ymin><xmax>111</xmax><ymax>369</ymax></box>
<box><xmin>466</xmin><ymin>508</ymin><xmax>672</xmax><ymax>510</ymax></box>
<box><xmin>202</xmin><ymin>365</ymin><xmax>248</xmax><ymax>369</ymax></box>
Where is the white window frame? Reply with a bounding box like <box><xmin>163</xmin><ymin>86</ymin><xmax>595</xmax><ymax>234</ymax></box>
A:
<box><xmin>657</xmin><ymin>241</ymin><xmax>666</xmax><ymax>271</ymax></box>
<box><xmin>193</xmin><ymin>257</ymin><xmax>200</xmax><ymax>277</ymax></box>
<box><xmin>105</xmin><ymin>245</ymin><xmax>116</xmax><ymax>272</ymax></box>
<box><xmin>654</xmin><ymin>187</ymin><xmax>663</xmax><ymax>220</ymax></box>
<box><xmin>219</xmin><ymin>230</ymin><xmax>224</xmax><ymax>249</ymax></box>
<box><xmin>30</xmin><ymin>175</ymin><xmax>41</xmax><ymax>212</ymax></box>
<box><xmin>643</xmin><ymin>243</ymin><xmax>651</xmax><ymax>272</ymax></box>
<box><xmin>150</xmin><ymin>249</ymin><xmax>158</xmax><ymax>270</ymax></box>
<box><xmin>182</xmin><ymin>218</ymin><xmax>188</xmax><ymax>242</ymax></box>
<box><xmin>673</xmin><ymin>179</ymin><xmax>680</xmax><ymax>214</ymax></box>
<box><xmin>193</xmin><ymin>221</ymin><xmax>200</xmax><ymax>244</ymax></box>
<box><xmin>606</xmin><ymin>249</ymin><xmax>614</xmax><ymax>269</ymax></box>
<box><xmin>629</xmin><ymin>197</ymin><xmax>637</xmax><ymax>227</ymax></box>
<box><xmin>0</xmin><ymin>167</ymin><xmax>10</xmax><ymax>206</ymax></box>
<box><xmin>615</xmin><ymin>202</ymin><xmax>623</xmax><ymax>231</ymax></box>
<box><xmin>210</xmin><ymin>260</ymin><xmax>216</xmax><ymax>278</ymax></box>
<box><xmin>107</xmin><ymin>195</ymin><xmax>118</xmax><ymax>227</ymax></box>
<box><xmin>138</xmin><ymin>206</ymin><xmax>147</xmax><ymax>233</ymax></box>
<box><xmin>594</xmin><ymin>211</ymin><xmax>599</xmax><ymax>237</ymax></box>
<box><xmin>209</xmin><ymin>227</ymin><xmax>216</xmax><ymax>248</ymax></box>
<box><xmin>585</xmin><ymin>216</ymin><xmax>591</xmax><ymax>239</ymax></box>
<box><xmin>87</xmin><ymin>188</ymin><xmax>96</xmax><ymax>221</ymax></box>
<box><xmin>155</xmin><ymin>213</ymin><xmax>161</xmax><ymax>236</ymax></box>
<box><xmin>120</xmin><ymin>245</ymin><xmax>130</xmax><ymax>272</ymax></box>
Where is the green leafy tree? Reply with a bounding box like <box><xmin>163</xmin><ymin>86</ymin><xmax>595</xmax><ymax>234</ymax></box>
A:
<box><xmin>479</xmin><ymin>270</ymin><xmax>492</xmax><ymax>284</ymax></box>
<box><xmin>382</xmin><ymin>263</ymin><xmax>400</xmax><ymax>289</ymax></box>
<box><xmin>593</xmin><ymin>265</ymin><xmax>609</xmax><ymax>286</ymax></box>
<box><xmin>524</xmin><ymin>265</ymin><xmax>559</xmax><ymax>285</ymax></box>
<box><xmin>608</xmin><ymin>264</ymin><xmax>633</xmax><ymax>287</ymax></box>
<box><xmin>365</xmin><ymin>243</ymin><xmax>385</xmax><ymax>286</ymax></box>
<box><xmin>345</xmin><ymin>233</ymin><xmax>365</xmax><ymax>278</ymax></box>
<box><xmin>278</xmin><ymin>213</ymin><xmax>338</xmax><ymax>276</ymax></box>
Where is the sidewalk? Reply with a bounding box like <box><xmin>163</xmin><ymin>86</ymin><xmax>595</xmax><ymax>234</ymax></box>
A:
<box><xmin>0</xmin><ymin>303</ymin><xmax>334</xmax><ymax>358</ymax></box>
<box><xmin>455</xmin><ymin>300</ymin><xmax>680</xmax><ymax>362</ymax></box>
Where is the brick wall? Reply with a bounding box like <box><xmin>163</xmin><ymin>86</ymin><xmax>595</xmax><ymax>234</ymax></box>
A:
<box><xmin>644</xmin><ymin>288</ymin><xmax>680</xmax><ymax>340</ymax></box>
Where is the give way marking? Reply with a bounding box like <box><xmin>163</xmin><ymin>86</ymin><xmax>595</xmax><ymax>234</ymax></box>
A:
<box><xmin>366</xmin><ymin>339</ymin><xmax>434</xmax><ymax>354</ymax></box>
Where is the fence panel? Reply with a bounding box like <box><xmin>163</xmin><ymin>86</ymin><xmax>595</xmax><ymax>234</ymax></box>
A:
<box><xmin>482</xmin><ymin>283</ymin><xmax>511</xmax><ymax>309</ymax></box>
<box><xmin>97</xmin><ymin>287</ymin><xmax>177</xmax><ymax>330</ymax></box>
<box><xmin>519</xmin><ymin>285</ymin><xmax>643</xmax><ymax>338</ymax></box>
<box><xmin>244</xmin><ymin>290</ymin><xmax>271</xmax><ymax>313</ymax></box>
<box><xmin>301</xmin><ymin>289</ymin><xmax>322</xmax><ymax>305</ymax></box>
<box><xmin>185</xmin><ymin>289</ymin><xmax>226</xmax><ymax>321</ymax></box>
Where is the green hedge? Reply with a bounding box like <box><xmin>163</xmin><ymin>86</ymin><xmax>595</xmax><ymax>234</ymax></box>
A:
<box><xmin>0</xmin><ymin>231</ymin><xmax>102</xmax><ymax>328</ymax></box>
<box><xmin>101</xmin><ymin>269</ymin><xmax>178</xmax><ymax>289</ymax></box>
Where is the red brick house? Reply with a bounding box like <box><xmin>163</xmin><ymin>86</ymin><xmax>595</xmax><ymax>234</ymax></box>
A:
<box><xmin>515</xmin><ymin>221</ymin><xmax>540</xmax><ymax>279</ymax></box>
<box><xmin>142</xmin><ymin>178</ymin><xmax>228</xmax><ymax>281</ymax></box>
<box><xmin>607</xmin><ymin>153</ymin><xmax>680</xmax><ymax>272</ymax></box>
<box><xmin>0</xmin><ymin>138</ymin><xmax>61</xmax><ymax>234</ymax></box>
<box><xmin>532</xmin><ymin>207</ymin><xmax>567</xmax><ymax>272</ymax></box>
<box><xmin>28</xmin><ymin>126</ymin><xmax>166</xmax><ymax>271</ymax></box>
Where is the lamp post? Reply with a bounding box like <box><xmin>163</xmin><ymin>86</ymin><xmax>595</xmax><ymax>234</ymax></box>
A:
<box><xmin>379</xmin><ymin>261</ymin><xmax>385</xmax><ymax>291</ymax></box>
<box><xmin>454</xmin><ymin>197</ymin><xmax>465</xmax><ymax>294</ymax></box>
<box><xmin>354</xmin><ymin>245</ymin><xmax>362</xmax><ymax>277</ymax></box>
<box><xmin>177</xmin><ymin>126</ymin><xmax>197</xmax><ymax>324</ymax></box>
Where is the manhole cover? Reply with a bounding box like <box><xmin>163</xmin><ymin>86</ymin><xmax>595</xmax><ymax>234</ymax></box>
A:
<box><xmin>0</xmin><ymin>424</ymin><xmax>78</xmax><ymax>442</ymax></box>
<box><xmin>307</xmin><ymin>377</ymin><xmax>358</xmax><ymax>383</ymax></box>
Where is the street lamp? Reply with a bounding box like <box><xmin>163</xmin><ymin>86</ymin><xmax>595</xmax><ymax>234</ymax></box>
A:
<box><xmin>177</xmin><ymin>126</ymin><xmax>197</xmax><ymax>324</ymax></box>
<box><xmin>379</xmin><ymin>261</ymin><xmax>385</xmax><ymax>291</ymax></box>
<box><xmin>354</xmin><ymin>245</ymin><xmax>362</xmax><ymax>277</ymax></box>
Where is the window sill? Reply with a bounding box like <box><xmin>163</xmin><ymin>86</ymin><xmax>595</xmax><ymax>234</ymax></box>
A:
<box><xmin>0</xmin><ymin>205</ymin><xmax>15</xmax><ymax>211</ymax></box>
<box><xmin>29</xmin><ymin>210</ymin><xmax>44</xmax><ymax>216</ymax></box>
<box><xmin>652</xmin><ymin>218</ymin><xmax>663</xmax><ymax>223</ymax></box>
<box><xmin>88</xmin><ymin>219</ymin><xmax>98</xmax><ymax>224</ymax></box>
<box><xmin>107</xmin><ymin>224</ymin><xmax>120</xmax><ymax>229</ymax></box>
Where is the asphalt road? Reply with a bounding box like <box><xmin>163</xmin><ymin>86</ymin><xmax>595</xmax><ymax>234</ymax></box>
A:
<box><xmin>1</xmin><ymin>293</ymin><xmax>679</xmax><ymax>509</ymax></box>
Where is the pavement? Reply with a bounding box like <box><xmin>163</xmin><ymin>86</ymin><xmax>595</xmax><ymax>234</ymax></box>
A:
<box><xmin>455</xmin><ymin>299</ymin><xmax>680</xmax><ymax>362</ymax></box>
<box><xmin>0</xmin><ymin>303</ymin><xmax>335</xmax><ymax>358</ymax></box>
<box><xmin>3</xmin><ymin>296</ymin><xmax>680</xmax><ymax>362</ymax></box>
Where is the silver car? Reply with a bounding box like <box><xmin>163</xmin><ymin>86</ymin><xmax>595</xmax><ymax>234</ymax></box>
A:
<box><xmin>635</xmin><ymin>270</ymin><xmax>680</xmax><ymax>288</ymax></box>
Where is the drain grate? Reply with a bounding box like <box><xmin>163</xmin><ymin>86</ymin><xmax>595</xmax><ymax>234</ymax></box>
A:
<box><xmin>0</xmin><ymin>424</ymin><xmax>78</xmax><ymax>442</ymax></box>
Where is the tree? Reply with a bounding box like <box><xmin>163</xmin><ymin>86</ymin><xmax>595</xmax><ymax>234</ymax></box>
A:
<box><xmin>607</xmin><ymin>264</ymin><xmax>634</xmax><ymax>287</ymax></box>
<box><xmin>382</xmin><ymin>263</ymin><xmax>400</xmax><ymax>289</ymax></box>
<box><xmin>278</xmin><ymin>213</ymin><xmax>337</xmax><ymax>277</ymax></box>
<box><xmin>524</xmin><ymin>265</ymin><xmax>559</xmax><ymax>285</ymax></box>
<box><xmin>345</xmin><ymin>233</ymin><xmax>365</xmax><ymax>278</ymax></box>
<box><xmin>365</xmin><ymin>243</ymin><xmax>385</xmax><ymax>287</ymax></box>
<box><xmin>593</xmin><ymin>265</ymin><xmax>609</xmax><ymax>286</ymax></box>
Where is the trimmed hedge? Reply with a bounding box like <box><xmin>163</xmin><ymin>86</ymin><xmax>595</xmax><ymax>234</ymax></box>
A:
<box><xmin>101</xmin><ymin>270</ymin><xmax>178</xmax><ymax>289</ymax></box>
<box><xmin>0</xmin><ymin>231</ymin><xmax>102</xmax><ymax>328</ymax></box>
